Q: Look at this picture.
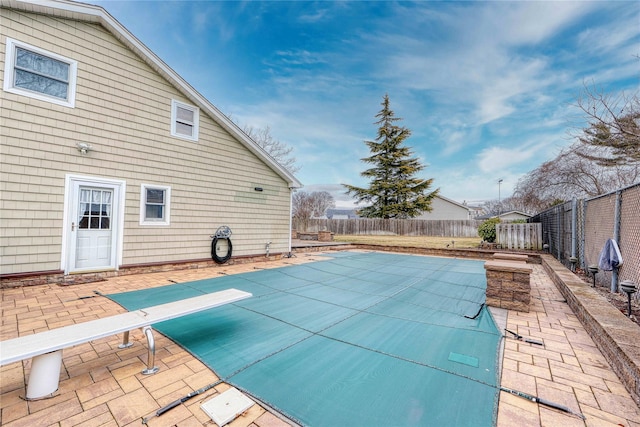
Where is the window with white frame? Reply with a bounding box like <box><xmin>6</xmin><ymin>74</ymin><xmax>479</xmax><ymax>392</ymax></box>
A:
<box><xmin>140</xmin><ymin>184</ymin><xmax>171</xmax><ymax>225</ymax></box>
<box><xmin>171</xmin><ymin>99</ymin><xmax>199</xmax><ymax>141</ymax></box>
<box><xmin>3</xmin><ymin>38</ymin><xmax>78</xmax><ymax>108</ymax></box>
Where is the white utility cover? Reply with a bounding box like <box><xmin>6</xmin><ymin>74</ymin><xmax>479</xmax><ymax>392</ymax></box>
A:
<box><xmin>201</xmin><ymin>387</ymin><xmax>254</xmax><ymax>426</ymax></box>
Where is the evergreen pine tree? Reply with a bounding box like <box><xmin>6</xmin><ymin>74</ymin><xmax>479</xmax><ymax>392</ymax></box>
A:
<box><xmin>343</xmin><ymin>94</ymin><xmax>439</xmax><ymax>219</ymax></box>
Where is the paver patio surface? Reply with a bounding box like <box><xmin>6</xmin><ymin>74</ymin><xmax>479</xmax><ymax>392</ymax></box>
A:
<box><xmin>1</xmin><ymin>251</ymin><xmax>639</xmax><ymax>426</ymax></box>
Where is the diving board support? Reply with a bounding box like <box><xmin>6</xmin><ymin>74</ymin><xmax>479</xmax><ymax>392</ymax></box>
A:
<box><xmin>119</xmin><ymin>330</ymin><xmax>133</xmax><ymax>349</ymax></box>
<box><xmin>0</xmin><ymin>289</ymin><xmax>252</xmax><ymax>400</ymax></box>
<box><xmin>142</xmin><ymin>326</ymin><xmax>159</xmax><ymax>375</ymax></box>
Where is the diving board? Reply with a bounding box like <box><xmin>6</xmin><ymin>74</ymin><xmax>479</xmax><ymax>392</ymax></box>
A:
<box><xmin>0</xmin><ymin>288</ymin><xmax>251</xmax><ymax>399</ymax></box>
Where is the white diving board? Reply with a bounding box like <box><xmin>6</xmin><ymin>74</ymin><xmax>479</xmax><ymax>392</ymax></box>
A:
<box><xmin>0</xmin><ymin>288</ymin><xmax>252</xmax><ymax>399</ymax></box>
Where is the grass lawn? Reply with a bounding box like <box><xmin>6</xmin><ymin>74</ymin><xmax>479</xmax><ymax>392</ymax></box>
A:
<box><xmin>332</xmin><ymin>235</ymin><xmax>482</xmax><ymax>249</ymax></box>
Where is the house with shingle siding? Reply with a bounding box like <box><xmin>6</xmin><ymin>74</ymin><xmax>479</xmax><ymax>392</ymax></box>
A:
<box><xmin>0</xmin><ymin>0</ymin><xmax>302</xmax><ymax>285</ymax></box>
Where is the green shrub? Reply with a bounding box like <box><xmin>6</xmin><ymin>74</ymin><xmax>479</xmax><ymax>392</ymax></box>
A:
<box><xmin>478</xmin><ymin>217</ymin><xmax>501</xmax><ymax>243</ymax></box>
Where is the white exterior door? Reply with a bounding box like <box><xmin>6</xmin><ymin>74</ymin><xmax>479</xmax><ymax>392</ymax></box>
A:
<box><xmin>64</xmin><ymin>176</ymin><xmax>124</xmax><ymax>273</ymax></box>
<box><xmin>75</xmin><ymin>187</ymin><xmax>113</xmax><ymax>269</ymax></box>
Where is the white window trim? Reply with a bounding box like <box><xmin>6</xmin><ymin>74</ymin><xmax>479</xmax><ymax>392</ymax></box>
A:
<box><xmin>139</xmin><ymin>184</ymin><xmax>171</xmax><ymax>226</ymax></box>
<box><xmin>170</xmin><ymin>99</ymin><xmax>199</xmax><ymax>141</ymax></box>
<box><xmin>3</xmin><ymin>38</ymin><xmax>78</xmax><ymax>108</ymax></box>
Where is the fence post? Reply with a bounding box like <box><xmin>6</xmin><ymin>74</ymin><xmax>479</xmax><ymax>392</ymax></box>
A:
<box><xmin>612</xmin><ymin>190</ymin><xmax>622</xmax><ymax>292</ymax></box>
<box><xmin>557</xmin><ymin>206</ymin><xmax>562</xmax><ymax>260</ymax></box>
<box><xmin>580</xmin><ymin>199</ymin><xmax>586</xmax><ymax>271</ymax></box>
<box><xmin>571</xmin><ymin>198</ymin><xmax>577</xmax><ymax>261</ymax></box>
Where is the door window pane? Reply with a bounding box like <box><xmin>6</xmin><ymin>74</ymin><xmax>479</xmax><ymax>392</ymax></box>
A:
<box><xmin>79</xmin><ymin>189</ymin><xmax>112</xmax><ymax>230</ymax></box>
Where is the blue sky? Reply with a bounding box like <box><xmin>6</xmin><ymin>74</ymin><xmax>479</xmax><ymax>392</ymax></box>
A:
<box><xmin>94</xmin><ymin>1</ymin><xmax>639</xmax><ymax>207</ymax></box>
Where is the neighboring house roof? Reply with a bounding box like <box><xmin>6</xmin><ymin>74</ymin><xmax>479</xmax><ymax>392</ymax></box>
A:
<box><xmin>436</xmin><ymin>194</ymin><xmax>472</xmax><ymax>211</ymax></box>
<box><xmin>476</xmin><ymin>211</ymin><xmax>533</xmax><ymax>220</ymax></box>
<box><xmin>327</xmin><ymin>195</ymin><xmax>471</xmax><ymax>220</ymax></box>
<box><xmin>499</xmin><ymin>211</ymin><xmax>533</xmax><ymax>219</ymax></box>
<box><xmin>4</xmin><ymin>0</ymin><xmax>302</xmax><ymax>189</ymax></box>
<box><xmin>325</xmin><ymin>209</ymin><xmax>359</xmax><ymax>219</ymax></box>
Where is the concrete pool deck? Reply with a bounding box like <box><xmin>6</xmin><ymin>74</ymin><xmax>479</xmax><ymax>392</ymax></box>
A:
<box><xmin>1</xmin><ymin>250</ymin><xmax>639</xmax><ymax>427</ymax></box>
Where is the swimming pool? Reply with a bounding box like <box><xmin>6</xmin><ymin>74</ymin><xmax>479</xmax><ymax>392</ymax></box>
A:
<box><xmin>108</xmin><ymin>251</ymin><xmax>502</xmax><ymax>426</ymax></box>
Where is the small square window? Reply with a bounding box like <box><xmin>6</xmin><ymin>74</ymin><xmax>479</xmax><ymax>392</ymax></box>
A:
<box><xmin>171</xmin><ymin>100</ymin><xmax>199</xmax><ymax>141</ymax></box>
<box><xmin>3</xmin><ymin>38</ymin><xmax>77</xmax><ymax>108</ymax></box>
<box><xmin>140</xmin><ymin>184</ymin><xmax>171</xmax><ymax>226</ymax></box>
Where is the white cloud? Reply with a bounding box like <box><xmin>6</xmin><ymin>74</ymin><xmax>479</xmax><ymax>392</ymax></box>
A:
<box><xmin>359</xmin><ymin>1</ymin><xmax>606</xmax><ymax>132</ymax></box>
<box><xmin>273</xmin><ymin>50</ymin><xmax>327</xmax><ymax>66</ymax></box>
<box><xmin>576</xmin><ymin>8</ymin><xmax>640</xmax><ymax>57</ymax></box>
<box><xmin>492</xmin><ymin>2</ymin><xmax>597</xmax><ymax>46</ymax></box>
<box><xmin>103</xmin><ymin>0</ymin><xmax>637</xmax><ymax>207</ymax></box>
<box><xmin>477</xmin><ymin>146</ymin><xmax>536</xmax><ymax>175</ymax></box>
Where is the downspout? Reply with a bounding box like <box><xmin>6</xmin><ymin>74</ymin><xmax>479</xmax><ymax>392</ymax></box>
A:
<box><xmin>286</xmin><ymin>187</ymin><xmax>294</xmax><ymax>258</ymax></box>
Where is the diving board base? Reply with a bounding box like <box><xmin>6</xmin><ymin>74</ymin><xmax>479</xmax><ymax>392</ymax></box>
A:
<box><xmin>25</xmin><ymin>350</ymin><xmax>62</xmax><ymax>400</ymax></box>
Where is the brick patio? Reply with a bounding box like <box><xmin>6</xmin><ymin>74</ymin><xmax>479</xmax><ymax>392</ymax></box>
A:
<box><xmin>1</xmin><ymin>251</ymin><xmax>639</xmax><ymax>426</ymax></box>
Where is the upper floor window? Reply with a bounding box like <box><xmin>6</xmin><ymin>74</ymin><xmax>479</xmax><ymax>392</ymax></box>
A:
<box><xmin>171</xmin><ymin>99</ymin><xmax>199</xmax><ymax>141</ymax></box>
<box><xmin>140</xmin><ymin>184</ymin><xmax>171</xmax><ymax>226</ymax></box>
<box><xmin>3</xmin><ymin>38</ymin><xmax>77</xmax><ymax>108</ymax></box>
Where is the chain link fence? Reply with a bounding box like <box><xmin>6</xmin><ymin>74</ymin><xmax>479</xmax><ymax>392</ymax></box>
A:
<box><xmin>619</xmin><ymin>184</ymin><xmax>640</xmax><ymax>292</ymax></box>
<box><xmin>530</xmin><ymin>200</ymin><xmax>576</xmax><ymax>264</ymax></box>
<box><xmin>530</xmin><ymin>182</ymin><xmax>640</xmax><ymax>292</ymax></box>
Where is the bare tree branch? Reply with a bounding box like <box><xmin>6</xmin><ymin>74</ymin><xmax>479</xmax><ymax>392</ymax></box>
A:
<box><xmin>243</xmin><ymin>125</ymin><xmax>300</xmax><ymax>174</ymax></box>
<box><xmin>513</xmin><ymin>143</ymin><xmax>639</xmax><ymax>211</ymax></box>
<box><xmin>292</xmin><ymin>191</ymin><xmax>335</xmax><ymax>220</ymax></box>
<box><xmin>574</xmin><ymin>83</ymin><xmax>640</xmax><ymax>165</ymax></box>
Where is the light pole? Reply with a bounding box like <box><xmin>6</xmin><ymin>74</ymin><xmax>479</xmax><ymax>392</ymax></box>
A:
<box><xmin>498</xmin><ymin>179</ymin><xmax>503</xmax><ymax>216</ymax></box>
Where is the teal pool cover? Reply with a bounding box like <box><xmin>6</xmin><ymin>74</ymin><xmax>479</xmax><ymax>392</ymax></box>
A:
<box><xmin>107</xmin><ymin>252</ymin><xmax>501</xmax><ymax>426</ymax></box>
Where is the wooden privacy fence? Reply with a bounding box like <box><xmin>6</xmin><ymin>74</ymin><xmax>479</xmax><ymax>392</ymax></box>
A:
<box><xmin>496</xmin><ymin>223</ymin><xmax>542</xmax><ymax>250</ymax></box>
<box><xmin>293</xmin><ymin>219</ymin><xmax>482</xmax><ymax>237</ymax></box>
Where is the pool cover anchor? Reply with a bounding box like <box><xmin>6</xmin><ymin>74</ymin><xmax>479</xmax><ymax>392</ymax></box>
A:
<box><xmin>505</xmin><ymin>329</ymin><xmax>544</xmax><ymax>346</ymax></box>
<box><xmin>500</xmin><ymin>386</ymin><xmax>586</xmax><ymax>420</ymax></box>
<box><xmin>141</xmin><ymin>379</ymin><xmax>223</xmax><ymax>424</ymax></box>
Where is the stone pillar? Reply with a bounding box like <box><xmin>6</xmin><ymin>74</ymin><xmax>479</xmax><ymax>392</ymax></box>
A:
<box><xmin>484</xmin><ymin>260</ymin><xmax>532</xmax><ymax>312</ymax></box>
<box><xmin>318</xmin><ymin>231</ymin><xmax>333</xmax><ymax>242</ymax></box>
